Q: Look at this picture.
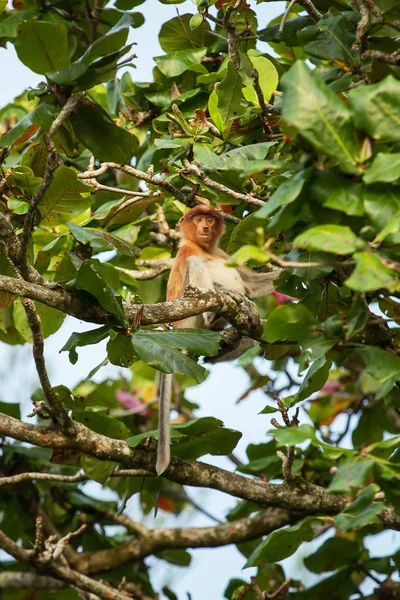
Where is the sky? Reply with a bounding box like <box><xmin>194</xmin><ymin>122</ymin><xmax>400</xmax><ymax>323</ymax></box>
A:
<box><xmin>0</xmin><ymin>1</ymin><xmax>398</xmax><ymax>599</ymax></box>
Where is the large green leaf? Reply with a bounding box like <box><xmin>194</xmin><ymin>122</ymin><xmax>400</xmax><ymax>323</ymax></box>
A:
<box><xmin>298</xmin><ymin>10</ymin><xmax>356</xmax><ymax>63</ymax></box>
<box><xmin>255</xmin><ymin>171</ymin><xmax>307</xmax><ymax>219</ymax></box>
<box><xmin>0</xmin><ymin>9</ymin><xmax>38</xmax><ymax>37</ymax></box>
<box><xmin>334</xmin><ymin>484</ymin><xmax>385</xmax><ymax>532</ymax></box>
<box><xmin>60</xmin><ymin>325</ymin><xmax>112</xmax><ymax>365</ymax></box>
<box><xmin>263</xmin><ymin>303</ymin><xmax>315</xmax><ymax>343</ymax></box>
<box><xmin>72</xmin><ymin>410</ymin><xmax>131</xmax><ymax>439</ymax></box>
<box><xmin>68</xmin><ymin>223</ymin><xmax>140</xmax><ymax>257</ymax></box>
<box><xmin>311</xmin><ymin>170</ymin><xmax>364</xmax><ymax>216</ymax></box>
<box><xmin>69</xmin><ymin>102</ymin><xmax>137</xmax><ymax>163</ymax></box>
<box><xmin>13</xmin><ymin>298</ymin><xmax>65</xmax><ymax>342</ymax></box>
<box><xmin>349</xmin><ymin>75</ymin><xmax>400</xmax><ymax>142</ymax></box>
<box><xmin>133</xmin><ymin>329</ymin><xmax>222</xmax><ymax>356</ymax></box>
<box><xmin>0</xmin><ymin>103</ymin><xmax>54</xmax><ymax>148</ymax></box>
<box><xmin>289</xmin><ymin>358</ymin><xmax>332</xmax><ymax>406</ymax></box>
<box><xmin>172</xmin><ymin>427</ymin><xmax>242</xmax><ymax>460</ymax></box>
<box><xmin>47</xmin><ymin>13</ymin><xmax>133</xmax><ymax>85</ymax></box>
<box><xmin>216</xmin><ymin>63</ymin><xmax>246</xmax><ymax>123</ymax></box>
<box><xmin>363</xmin><ymin>152</ymin><xmax>400</xmax><ymax>184</ymax></box>
<box><xmin>154</xmin><ymin>48</ymin><xmax>207</xmax><ymax>78</ymax></box>
<box><xmin>304</xmin><ymin>537</ymin><xmax>360</xmax><ymax>574</ymax></box>
<box><xmin>74</xmin><ymin>261</ymin><xmax>126</xmax><ymax>324</ymax></box>
<box><xmin>38</xmin><ymin>166</ymin><xmax>91</xmax><ymax>227</ymax></box>
<box><xmin>244</xmin><ymin>517</ymin><xmax>324</xmax><ymax>567</ymax></box>
<box><xmin>328</xmin><ymin>457</ymin><xmax>374</xmax><ymax>494</ymax></box>
<box><xmin>131</xmin><ymin>330</ymin><xmax>218</xmax><ymax>382</ymax></box>
<box><xmin>81</xmin><ymin>455</ymin><xmax>117</xmax><ymax>484</ymax></box>
<box><xmin>358</xmin><ymin>347</ymin><xmax>400</xmax><ymax>398</ymax></box>
<box><xmin>281</xmin><ymin>61</ymin><xmax>358</xmax><ymax>173</ymax></box>
<box><xmin>272</xmin><ymin>423</ymin><xmax>317</xmax><ymax>446</ymax></box>
<box><xmin>242</xmin><ymin>52</ymin><xmax>279</xmax><ymax>104</ymax></box>
<box><xmin>294</xmin><ymin>225</ymin><xmax>363</xmax><ymax>255</ymax></box>
<box><xmin>194</xmin><ymin>142</ymin><xmax>274</xmax><ymax>172</ymax></box>
<box><xmin>345</xmin><ymin>252</ymin><xmax>397</xmax><ymax>293</ymax></box>
<box><xmin>15</xmin><ymin>20</ymin><xmax>70</xmax><ymax>74</ymax></box>
<box><xmin>159</xmin><ymin>14</ymin><xmax>210</xmax><ymax>53</ymax></box>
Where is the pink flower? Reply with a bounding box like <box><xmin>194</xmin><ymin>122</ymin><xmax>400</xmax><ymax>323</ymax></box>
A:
<box><xmin>116</xmin><ymin>389</ymin><xmax>151</xmax><ymax>416</ymax></box>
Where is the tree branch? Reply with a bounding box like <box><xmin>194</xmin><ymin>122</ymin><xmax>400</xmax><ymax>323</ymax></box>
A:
<box><xmin>1</xmin><ymin>412</ymin><xmax>398</xmax><ymax>531</ymax></box>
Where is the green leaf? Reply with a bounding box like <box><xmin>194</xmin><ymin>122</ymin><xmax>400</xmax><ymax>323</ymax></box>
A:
<box><xmin>358</xmin><ymin>347</ymin><xmax>400</xmax><ymax>398</ymax></box>
<box><xmin>159</xmin><ymin>14</ymin><xmax>210</xmax><ymax>53</ymax></box>
<box><xmin>272</xmin><ymin>423</ymin><xmax>317</xmax><ymax>446</ymax></box>
<box><xmin>131</xmin><ymin>329</ymin><xmax>220</xmax><ymax>382</ymax></box>
<box><xmin>38</xmin><ymin>166</ymin><xmax>91</xmax><ymax>227</ymax></box>
<box><xmin>244</xmin><ymin>517</ymin><xmax>324</xmax><ymax>567</ymax></box>
<box><xmin>334</xmin><ymin>484</ymin><xmax>385</xmax><ymax>532</ymax></box>
<box><xmin>9</xmin><ymin>166</ymin><xmax>41</xmax><ymax>197</ymax></box>
<box><xmin>254</xmin><ymin>171</ymin><xmax>307</xmax><ymax>219</ymax></box>
<box><xmin>294</xmin><ymin>225</ymin><xmax>363</xmax><ymax>255</ymax></box>
<box><xmin>298</xmin><ymin>10</ymin><xmax>356</xmax><ymax>63</ymax></box>
<box><xmin>0</xmin><ymin>9</ymin><xmax>38</xmax><ymax>38</ymax></box>
<box><xmin>0</xmin><ymin>103</ymin><xmax>54</xmax><ymax>148</ymax></box>
<box><xmin>81</xmin><ymin>455</ymin><xmax>117</xmax><ymax>484</ymax></box>
<box><xmin>172</xmin><ymin>426</ymin><xmax>242</xmax><ymax>460</ymax></box>
<box><xmin>311</xmin><ymin>170</ymin><xmax>364</xmax><ymax>216</ymax></box>
<box><xmin>349</xmin><ymin>75</ymin><xmax>400</xmax><ymax>142</ymax></box>
<box><xmin>69</xmin><ymin>102</ymin><xmax>137</xmax><ymax>163</ymax></box>
<box><xmin>155</xmin><ymin>48</ymin><xmax>207</xmax><ymax>78</ymax></box>
<box><xmin>13</xmin><ymin>298</ymin><xmax>65</xmax><ymax>342</ymax></box>
<box><xmin>72</xmin><ymin>410</ymin><xmax>131</xmax><ymax>439</ymax></box>
<box><xmin>75</xmin><ymin>261</ymin><xmax>126</xmax><ymax>324</ymax></box>
<box><xmin>0</xmin><ymin>401</ymin><xmax>20</xmax><ymax>420</ymax></box>
<box><xmin>364</xmin><ymin>152</ymin><xmax>400</xmax><ymax>184</ymax></box>
<box><xmin>281</xmin><ymin>61</ymin><xmax>358</xmax><ymax>174</ymax></box>
<box><xmin>346</xmin><ymin>294</ymin><xmax>368</xmax><ymax>339</ymax></box>
<box><xmin>304</xmin><ymin>537</ymin><xmax>360</xmax><ymax>574</ymax></box>
<box><xmin>133</xmin><ymin>329</ymin><xmax>222</xmax><ymax>356</ymax></box>
<box><xmin>60</xmin><ymin>325</ymin><xmax>112</xmax><ymax>365</ymax></box>
<box><xmin>242</xmin><ymin>53</ymin><xmax>279</xmax><ymax>104</ymax></box>
<box><xmin>47</xmin><ymin>14</ymin><xmax>133</xmax><ymax>85</ymax></box>
<box><xmin>216</xmin><ymin>63</ymin><xmax>246</xmax><ymax>123</ymax></box>
<box><xmin>263</xmin><ymin>303</ymin><xmax>315</xmax><ymax>343</ymax></box>
<box><xmin>107</xmin><ymin>333</ymin><xmax>137</xmax><ymax>367</ymax></box>
<box><xmin>289</xmin><ymin>358</ymin><xmax>332</xmax><ymax>406</ymax></box>
<box><xmin>67</xmin><ymin>223</ymin><xmax>140</xmax><ymax>257</ymax></box>
<box><xmin>156</xmin><ymin>549</ymin><xmax>192</xmax><ymax>566</ymax></box>
<box><xmin>194</xmin><ymin>142</ymin><xmax>274</xmax><ymax>172</ymax></box>
<box><xmin>208</xmin><ymin>90</ymin><xmax>224</xmax><ymax>133</ymax></box>
<box><xmin>345</xmin><ymin>252</ymin><xmax>397</xmax><ymax>293</ymax></box>
<box><xmin>328</xmin><ymin>458</ymin><xmax>374</xmax><ymax>494</ymax></box>
<box><xmin>15</xmin><ymin>20</ymin><xmax>69</xmax><ymax>74</ymax></box>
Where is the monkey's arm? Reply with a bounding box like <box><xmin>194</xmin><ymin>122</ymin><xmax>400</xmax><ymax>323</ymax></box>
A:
<box><xmin>237</xmin><ymin>266</ymin><xmax>281</xmax><ymax>298</ymax></box>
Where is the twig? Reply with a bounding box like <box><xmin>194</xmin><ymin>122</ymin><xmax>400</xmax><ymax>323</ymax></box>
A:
<box><xmin>273</xmin><ymin>400</ymin><xmax>299</xmax><ymax>484</ymax></box>
<box><xmin>251</xmin><ymin>68</ymin><xmax>273</xmax><ymax>138</ymax></box>
<box><xmin>353</xmin><ymin>0</ymin><xmax>371</xmax><ymax>56</ymax></box>
<box><xmin>296</xmin><ymin>0</ymin><xmax>322</xmax><ymax>22</ymax></box>
<box><xmin>181</xmin><ymin>159</ymin><xmax>264</xmax><ymax>207</ymax></box>
<box><xmin>0</xmin><ymin>468</ymin><xmax>153</xmax><ymax>488</ymax></box>
<box><xmin>280</xmin><ymin>0</ymin><xmax>297</xmax><ymax>35</ymax></box>
<box><xmin>264</xmin><ymin>249</ymin><xmax>351</xmax><ymax>268</ymax></box>
<box><xmin>267</xmin><ymin>580</ymin><xmax>292</xmax><ymax>599</ymax></box>
<box><xmin>362</xmin><ymin>48</ymin><xmax>400</xmax><ymax>64</ymax></box>
<box><xmin>18</xmin><ymin>95</ymin><xmax>82</xmax><ymax>279</ymax></box>
<box><xmin>91</xmin><ymin>0</ymin><xmax>103</xmax><ymax>41</ymax></box>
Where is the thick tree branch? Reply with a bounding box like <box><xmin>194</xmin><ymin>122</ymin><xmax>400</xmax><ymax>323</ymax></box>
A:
<box><xmin>0</xmin><ymin>274</ymin><xmax>264</xmax><ymax>337</ymax></box>
<box><xmin>0</xmin><ymin>413</ymin><xmax>398</xmax><ymax>533</ymax></box>
<box><xmin>79</xmin><ymin>509</ymin><xmax>293</xmax><ymax>574</ymax></box>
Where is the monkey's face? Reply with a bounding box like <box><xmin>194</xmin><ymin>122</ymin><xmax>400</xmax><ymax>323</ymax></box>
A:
<box><xmin>192</xmin><ymin>214</ymin><xmax>216</xmax><ymax>248</ymax></box>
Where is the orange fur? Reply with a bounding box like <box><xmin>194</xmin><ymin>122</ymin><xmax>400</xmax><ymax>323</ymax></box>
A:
<box><xmin>167</xmin><ymin>207</ymin><xmax>225</xmax><ymax>303</ymax></box>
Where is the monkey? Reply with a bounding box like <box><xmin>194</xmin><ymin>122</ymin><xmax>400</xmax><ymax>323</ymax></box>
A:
<box><xmin>156</xmin><ymin>205</ymin><xmax>279</xmax><ymax>475</ymax></box>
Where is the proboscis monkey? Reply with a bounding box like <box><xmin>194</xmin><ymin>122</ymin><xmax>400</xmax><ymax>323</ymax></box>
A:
<box><xmin>156</xmin><ymin>205</ymin><xmax>279</xmax><ymax>475</ymax></box>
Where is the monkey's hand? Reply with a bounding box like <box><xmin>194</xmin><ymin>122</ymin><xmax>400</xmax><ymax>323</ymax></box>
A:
<box><xmin>204</xmin><ymin>328</ymin><xmax>256</xmax><ymax>363</ymax></box>
<box><xmin>221</xmin><ymin>289</ymin><xmax>261</xmax><ymax>332</ymax></box>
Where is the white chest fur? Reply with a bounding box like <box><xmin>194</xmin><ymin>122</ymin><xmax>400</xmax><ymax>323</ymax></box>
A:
<box><xmin>205</xmin><ymin>258</ymin><xmax>246</xmax><ymax>294</ymax></box>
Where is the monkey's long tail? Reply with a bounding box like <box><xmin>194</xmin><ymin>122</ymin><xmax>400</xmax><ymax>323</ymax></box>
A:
<box><xmin>156</xmin><ymin>372</ymin><xmax>173</xmax><ymax>476</ymax></box>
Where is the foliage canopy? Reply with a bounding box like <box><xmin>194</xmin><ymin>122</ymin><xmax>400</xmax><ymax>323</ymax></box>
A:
<box><xmin>0</xmin><ymin>0</ymin><xmax>400</xmax><ymax>598</ymax></box>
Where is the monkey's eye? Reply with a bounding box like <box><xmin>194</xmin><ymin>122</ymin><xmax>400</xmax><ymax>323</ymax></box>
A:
<box><xmin>206</xmin><ymin>217</ymin><xmax>215</xmax><ymax>224</ymax></box>
<box><xmin>193</xmin><ymin>216</ymin><xmax>202</xmax><ymax>223</ymax></box>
